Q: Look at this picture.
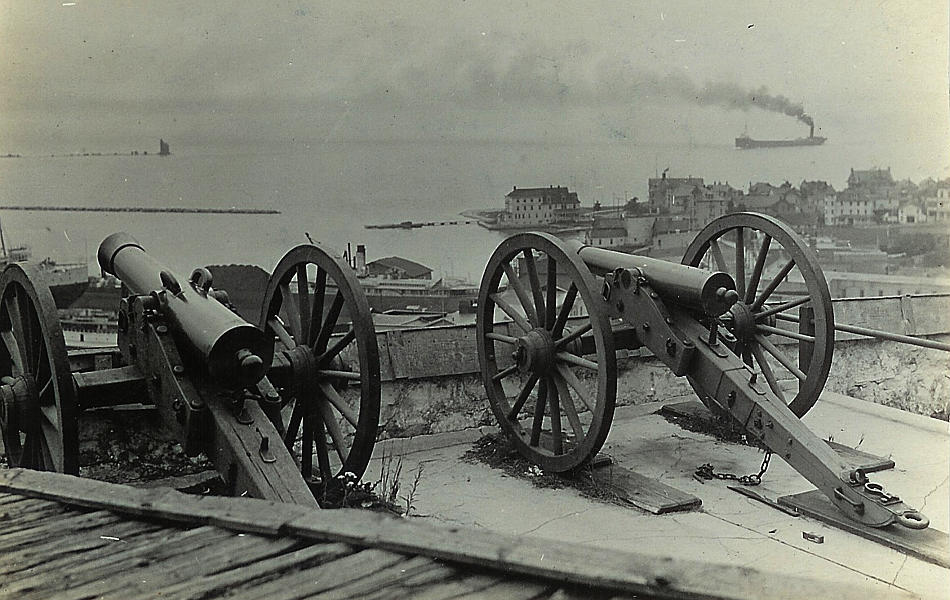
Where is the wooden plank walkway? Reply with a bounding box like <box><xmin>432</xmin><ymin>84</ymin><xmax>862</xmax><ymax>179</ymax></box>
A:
<box><xmin>0</xmin><ymin>469</ymin><xmax>908</xmax><ymax>600</ymax></box>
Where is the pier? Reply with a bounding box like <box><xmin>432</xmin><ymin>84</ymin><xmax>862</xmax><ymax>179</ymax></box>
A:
<box><xmin>0</xmin><ymin>205</ymin><xmax>280</xmax><ymax>215</ymax></box>
<box><xmin>365</xmin><ymin>219</ymin><xmax>475</xmax><ymax>229</ymax></box>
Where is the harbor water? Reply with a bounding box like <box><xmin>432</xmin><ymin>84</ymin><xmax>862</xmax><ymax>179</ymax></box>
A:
<box><xmin>1</xmin><ymin>135</ymin><xmax>947</xmax><ymax>284</ymax></box>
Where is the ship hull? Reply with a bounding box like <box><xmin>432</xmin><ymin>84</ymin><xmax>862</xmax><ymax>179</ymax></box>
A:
<box><xmin>736</xmin><ymin>136</ymin><xmax>826</xmax><ymax>149</ymax></box>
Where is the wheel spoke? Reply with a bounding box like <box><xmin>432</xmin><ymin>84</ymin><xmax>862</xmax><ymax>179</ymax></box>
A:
<box><xmin>317</xmin><ymin>399</ymin><xmax>347</xmax><ymax>464</ymax></box>
<box><xmin>6</xmin><ymin>296</ymin><xmax>30</xmax><ymax>372</ymax></box>
<box><xmin>315</xmin><ymin>369</ymin><xmax>361</xmax><ymax>381</ymax></box>
<box><xmin>547</xmin><ymin>376</ymin><xmax>563</xmax><ymax>454</ymax></box>
<box><xmin>735</xmin><ymin>228</ymin><xmax>745</xmax><ymax>301</ymax></box>
<box><xmin>551</xmin><ymin>283</ymin><xmax>578</xmax><ymax>337</ymax></box>
<box><xmin>746</xmin><ymin>234</ymin><xmax>772</xmax><ymax>305</ymax></box>
<box><xmin>709</xmin><ymin>240</ymin><xmax>727</xmax><ymax>272</ymax></box>
<box><xmin>310</xmin><ymin>267</ymin><xmax>327</xmax><ymax>343</ymax></box>
<box><xmin>523</xmin><ymin>250</ymin><xmax>546</xmax><ymax>328</ymax></box>
<box><xmin>313</xmin><ymin>291</ymin><xmax>345</xmax><ymax>353</ymax></box>
<box><xmin>312</xmin><ymin>415</ymin><xmax>332</xmax><ymax>483</ymax></box>
<box><xmin>284</xmin><ymin>401</ymin><xmax>303</xmax><ymax>447</ymax></box>
<box><xmin>0</xmin><ymin>329</ymin><xmax>24</xmax><ymax>375</ymax></box>
<box><xmin>750</xmin><ymin>258</ymin><xmax>796</xmax><ymax>311</ymax></box>
<box><xmin>278</xmin><ymin>283</ymin><xmax>302</xmax><ymax>342</ymax></box>
<box><xmin>556</xmin><ymin>351</ymin><xmax>598</xmax><ymax>371</ymax></box>
<box><xmin>268</xmin><ymin>317</ymin><xmax>296</xmax><ymax>350</ymax></box>
<box><xmin>552</xmin><ymin>373</ymin><xmax>584</xmax><ymax>440</ymax></box>
<box><xmin>756</xmin><ymin>324</ymin><xmax>814</xmax><ymax>343</ymax></box>
<box><xmin>545</xmin><ymin>255</ymin><xmax>557</xmax><ymax>330</ymax></box>
<box><xmin>529</xmin><ymin>378</ymin><xmax>547</xmax><ymax>447</ymax></box>
<box><xmin>751</xmin><ymin>343</ymin><xmax>787</xmax><ymax>404</ymax></box>
<box><xmin>20</xmin><ymin>291</ymin><xmax>43</xmax><ymax>371</ymax></box>
<box><xmin>554</xmin><ymin>322</ymin><xmax>592</xmax><ymax>349</ymax></box>
<box><xmin>507</xmin><ymin>374</ymin><xmax>540</xmax><ymax>421</ymax></box>
<box><xmin>555</xmin><ymin>363</ymin><xmax>594</xmax><ymax>412</ymax></box>
<box><xmin>486</xmin><ymin>332</ymin><xmax>518</xmax><ymax>345</ymax></box>
<box><xmin>296</xmin><ymin>265</ymin><xmax>311</xmax><ymax>345</ymax></box>
<box><xmin>317</xmin><ymin>381</ymin><xmax>358</xmax><ymax>427</ymax></box>
<box><xmin>501</xmin><ymin>262</ymin><xmax>538</xmax><ymax>327</ymax></box>
<box><xmin>319</xmin><ymin>327</ymin><xmax>356</xmax><ymax>363</ymax></box>
<box><xmin>754</xmin><ymin>334</ymin><xmax>807</xmax><ymax>381</ymax></box>
<box><xmin>301</xmin><ymin>410</ymin><xmax>314</xmax><ymax>476</ymax></box>
<box><xmin>491</xmin><ymin>364</ymin><xmax>519</xmax><ymax>382</ymax></box>
<box><xmin>37</xmin><ymin>376</ymin><xmax>53</xmax><ymax>402</ymax></box>
<box><xmin>755</xmin><ymin>295</ymin><xmax>811</xmax><ymax>320</ymax></box>
<box><xmin>490</xmin><ymin>292</ymin><xmax>532</xmax><ymax>333</ymax></box>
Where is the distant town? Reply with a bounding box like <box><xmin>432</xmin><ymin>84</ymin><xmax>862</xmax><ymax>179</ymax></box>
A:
<box><xmin>477</xmin><ymin>168</ymin><xmax>950</xmax><ymax>255</ymax></box>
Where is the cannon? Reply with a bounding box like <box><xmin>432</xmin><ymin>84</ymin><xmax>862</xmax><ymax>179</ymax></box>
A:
<box><xmin>0</xmin><ymin>233</ymin><xmax>380</xmax><ymax>506</ymax></box>
<box><xmin>477</xmin><ymin>212</ymin><xmax>946</xmax><ymax>530</ymax></box>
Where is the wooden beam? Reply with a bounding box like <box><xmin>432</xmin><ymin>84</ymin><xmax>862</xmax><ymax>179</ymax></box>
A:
<box><xmin>0</xmin><ymin>469</ymin><xmax>909</xmax><ymax>600</ymax></box>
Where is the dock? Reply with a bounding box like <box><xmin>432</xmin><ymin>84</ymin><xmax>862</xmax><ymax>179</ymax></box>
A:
<box><xmin>0</xmin><ymin>206</ymin><xmax>280</xmax><ymax>215</ymax></box>
<box><xmin>365</xmin><ymin>219</ymin><xmax>476</xmax><ymax>229</ymax></box>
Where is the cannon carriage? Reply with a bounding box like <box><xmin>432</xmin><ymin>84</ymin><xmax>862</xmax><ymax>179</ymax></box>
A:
<box><xmin>0</xmin><ymin>233</ymin><xmax>381</xmax><ymax>506</ymax></box>
<box><xmin>477</xmin><ymin>212</ymin><xmax>947</xmax><ymax>531</ymax></box>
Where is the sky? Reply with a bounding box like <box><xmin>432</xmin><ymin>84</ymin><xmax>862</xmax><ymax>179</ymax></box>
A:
<box><xmin>1</xmin><ymin>1</ymin><xmax>948</xmax><ymax>154</ymax></box>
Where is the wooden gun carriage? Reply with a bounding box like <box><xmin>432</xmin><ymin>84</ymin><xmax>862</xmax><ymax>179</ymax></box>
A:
<box><xmin>476</xmin><ymin>212</ymin><xmax>947</xmax><ymax>531</ymax></box>
<box><xmin>0</xmin><ymin>233</ymin><xmax>381</xmax><ymax>507</ymax></box>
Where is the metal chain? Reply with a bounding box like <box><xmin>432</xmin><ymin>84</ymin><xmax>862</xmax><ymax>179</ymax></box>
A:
<box><xmin>695</xmin><ymin>449</ymin><xmax>772</xmax><ymax>486</ymax></box>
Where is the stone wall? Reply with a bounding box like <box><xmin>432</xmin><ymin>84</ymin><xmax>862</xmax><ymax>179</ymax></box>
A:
<box><xmin>372</xmin><ymin>294</ymin><xmax>950</xmax><ymax>437</ymax></box>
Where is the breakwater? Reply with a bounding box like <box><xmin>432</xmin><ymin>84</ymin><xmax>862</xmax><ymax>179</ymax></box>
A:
<box><xmin>0</xmin><ymin>205</ymin><xmax>280</xmax><ymax>215</ymax></box>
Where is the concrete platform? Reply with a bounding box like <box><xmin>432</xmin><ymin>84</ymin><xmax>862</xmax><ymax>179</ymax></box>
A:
<box><xmin>364</xmin><ymin>391</ymin><xmax>950</xmax><ymax>599</ymax></box>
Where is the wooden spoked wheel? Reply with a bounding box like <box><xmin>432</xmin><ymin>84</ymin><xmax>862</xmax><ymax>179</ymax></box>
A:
<box><xmin>0</xmin><ymin>264</ymin><xmax>78</xmax><ymax>473</ymax></box>
<box><xmin>477</xmin><ymin>232</ymin><xmax>616</xmax><ymax>473</ymax></box>
<box><xmin>682</xmin><ymin>212</ymin><xmax>834</xmax><ymax>417</ymax></box>
<box><xmin>260</xmin><ymin>245</ymin><xmax>380</xmax><ymax>492</ymax></box>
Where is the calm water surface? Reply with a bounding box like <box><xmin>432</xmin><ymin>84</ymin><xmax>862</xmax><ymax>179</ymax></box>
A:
<box><xmin>0</xmin><ymin>137</ymin><xmax>946</xmax><ymax>284</ymax></box>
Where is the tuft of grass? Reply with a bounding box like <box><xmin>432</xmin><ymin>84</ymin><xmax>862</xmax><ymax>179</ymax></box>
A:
<box><xmin>660</xmin><ymin>408</ymin><xmax>760</xmax><ymax>447</ymax></box>
<box><xmin>463</xmin><ymin>433</ymin><xmax>629</xmax><ymax>507</ymax></box>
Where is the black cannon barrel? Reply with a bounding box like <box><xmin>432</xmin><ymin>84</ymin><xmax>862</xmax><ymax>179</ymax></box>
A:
<box><xmin>565</xmin><ymin>241</ymin><xmax>738</xmax><ymax>317</ymax></box>
<box><xmin>98</xmin><ymin>232</ymin><xmax>273</xmax><ymax>387</ymax></box>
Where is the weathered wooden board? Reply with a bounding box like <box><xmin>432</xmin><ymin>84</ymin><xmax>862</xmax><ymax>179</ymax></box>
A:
<box><xmin>777</xmin><ymin>489</ymin><xmax>950</xmax><ymax>569</ymax></box>
<box><xmin>592</xmin><ymin>463</ymin><xmax>702</xmax><ymax>514</ymax></box>
<box><xmin>660</xmin><ymin>400</ymin><xmax>895</xmax><ymax>472</ymax></box>
<box><xmin>539</xmin><ymin>433</ymin><xmax>695</xmax><ymax>513</ymax></box>
<box><xmin>0</xmin><ymin>471</ymin><xmax>914</xmax><ymax>600</ymax></box>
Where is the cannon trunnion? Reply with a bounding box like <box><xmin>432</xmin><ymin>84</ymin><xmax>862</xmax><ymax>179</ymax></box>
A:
<box><xmin>477</xmin><ymin>212</ymin><xmax>937</xmax><ymax>531</ymax></box>
<box><xmin>0</xmin><ymin>233</ymin><xmax>381</xmax><ymax>507</ymax></box>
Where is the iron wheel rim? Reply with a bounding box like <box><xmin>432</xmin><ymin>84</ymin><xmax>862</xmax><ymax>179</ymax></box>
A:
<box><xmin>260</xmin><ymin>244</ymin><xmax>380</xmax><ymax>492</ymax></box>
<box><xmin>0</xmin><ymin>264</ymin><xmax>78</xmax><ymax>473</ymax></box>
<box><xmin>682</xmin><ymin>212</ymin><xmax>833</xmax><ymax>417</ymax></box>
<box><xmin>477</xmin><ymin>232</ymin><xmax>616</xmax><ymax>472</ymax></box>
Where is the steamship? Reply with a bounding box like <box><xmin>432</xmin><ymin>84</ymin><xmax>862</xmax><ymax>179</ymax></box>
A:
<box><xmin>736</xmin><ymin>124</ymin><xmax>826</xmax><ymax>149</ymax></box>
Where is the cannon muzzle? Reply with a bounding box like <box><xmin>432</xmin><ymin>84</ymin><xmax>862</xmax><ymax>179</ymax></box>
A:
<box><xmin>565</xmin><ymin>241</ymin><xmax>738</xmax><ymax>317</ymax></box>
<box><xmin>98</xmin><ymin>233</ymin><xmax>273</xmax><ymax>387</ymax></box>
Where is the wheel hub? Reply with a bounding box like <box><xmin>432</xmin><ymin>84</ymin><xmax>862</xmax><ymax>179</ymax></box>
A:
<box><xmin>728</xmin><ymin>302</ymin><xmax>756</xmax><ymax>342</ymax></box>
<box><xmin>0</xmin><ymin>374</ymin><xmax>38</xmax><ymax>434</ymax></box>
<box><xmin>513</xmin><ymin>328</ymin><xmax>555</xmax><ymax>374</ymax></box>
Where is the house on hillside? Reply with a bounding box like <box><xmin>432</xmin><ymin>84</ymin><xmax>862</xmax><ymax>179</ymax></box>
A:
<box><xmin>647</xmin><ymin>172</ymin><xmax>704</xmax><ymax>213</ymax></box>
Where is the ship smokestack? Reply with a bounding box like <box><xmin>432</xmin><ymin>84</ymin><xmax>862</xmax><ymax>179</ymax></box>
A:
<box><xmin>356</xmin><ymin>244</ymin><xmax>367</xmax><ymax>276</ymax></box>
<box><xmin>809</xmin><ymin>123</ymin><xmax>814</xmax><ymax>138</ymax></box>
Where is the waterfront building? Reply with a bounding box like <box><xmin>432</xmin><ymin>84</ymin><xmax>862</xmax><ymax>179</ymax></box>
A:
<box><xmin>500</xmin><ymin>185</ymin><xmax>580</xmax><ymax>226</ymax></box>
<box><xmin>585</xmin><ymin>217</ymin><xmax>627</xmax><ymax>248</ymax></box>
